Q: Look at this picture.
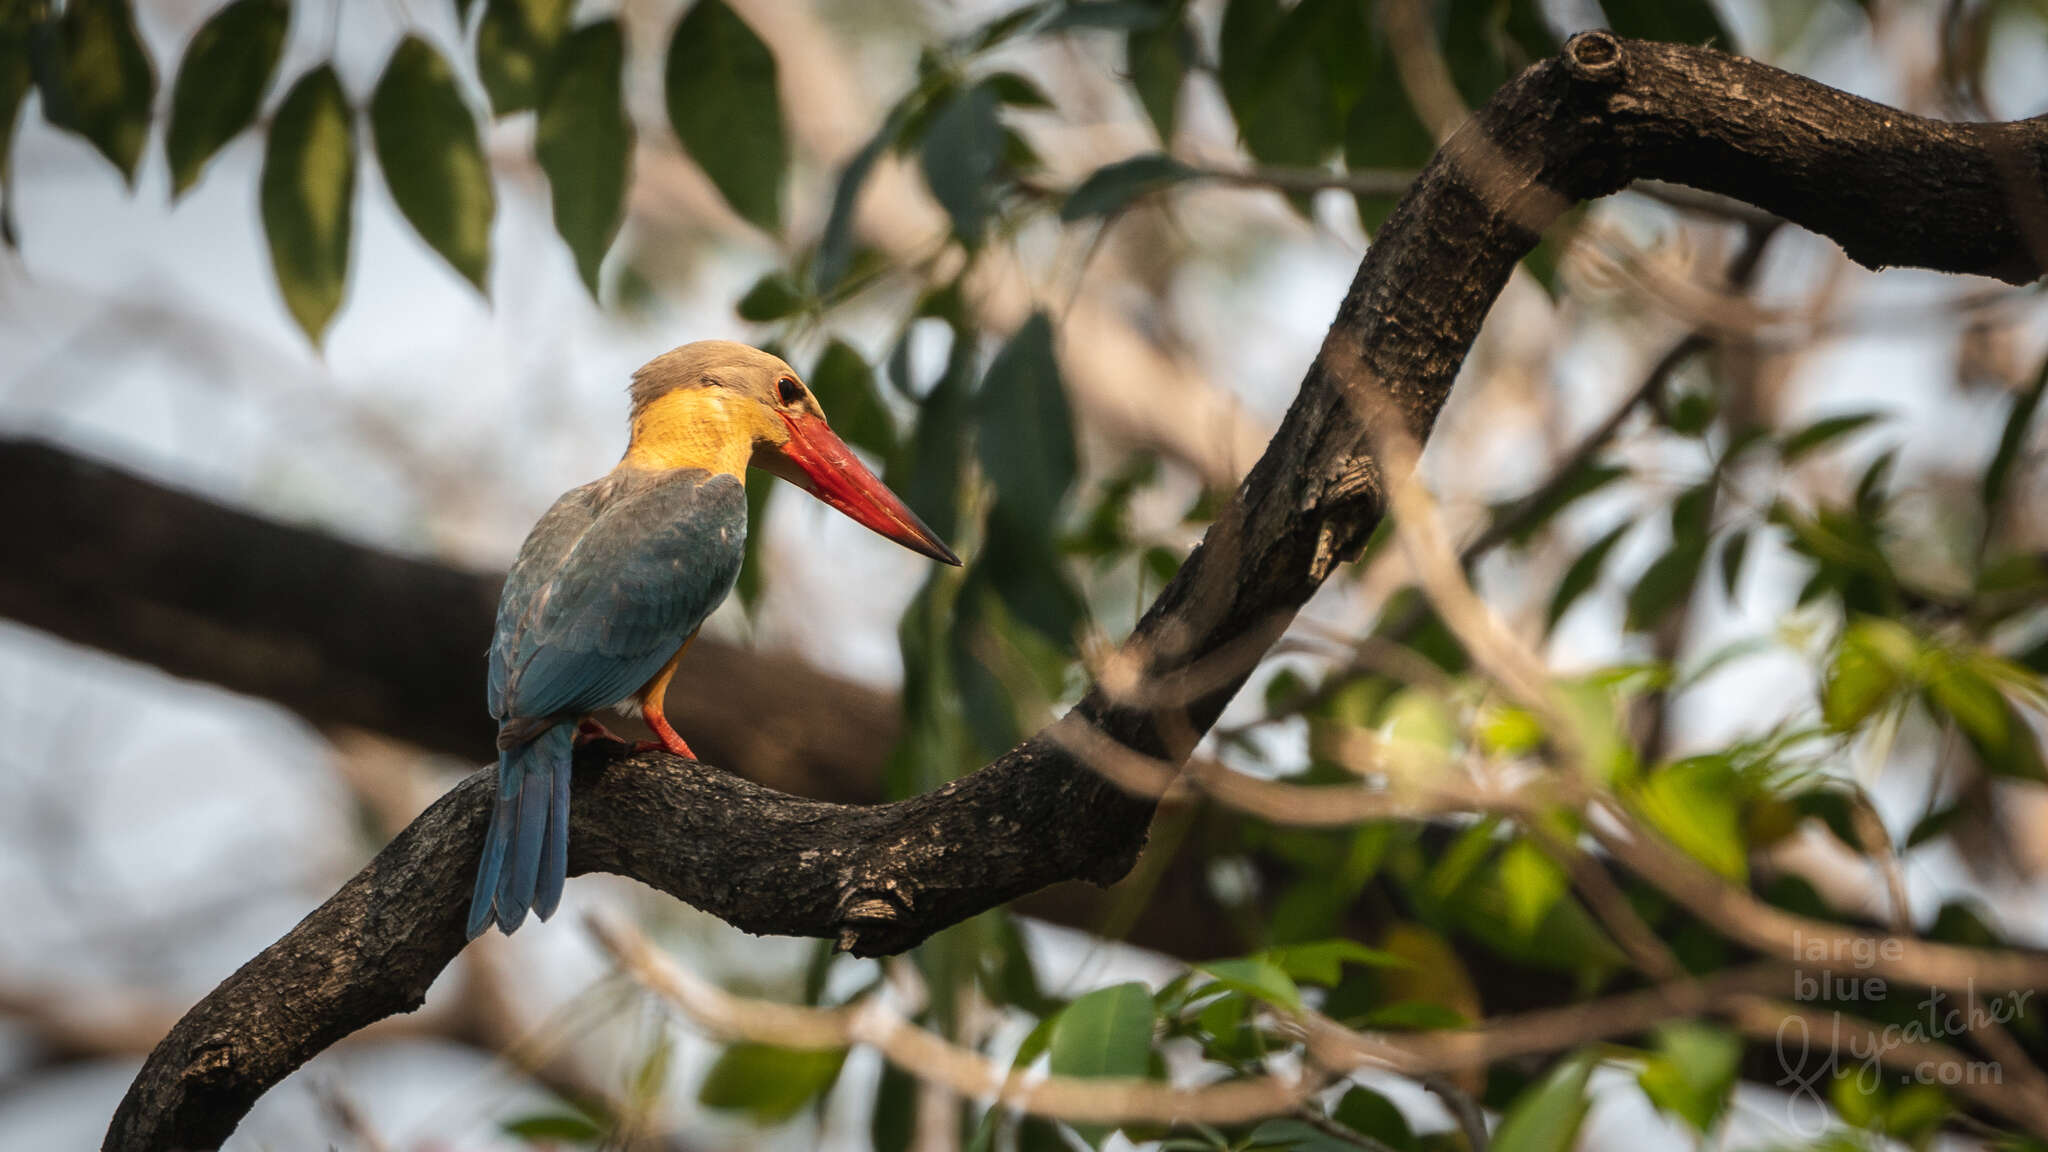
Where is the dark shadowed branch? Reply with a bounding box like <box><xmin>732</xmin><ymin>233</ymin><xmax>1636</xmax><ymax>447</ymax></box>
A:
<box><xmin>105</xmin><ymin>34</ymin><xmax>2048</xmax><ymax>1150</ymax></box>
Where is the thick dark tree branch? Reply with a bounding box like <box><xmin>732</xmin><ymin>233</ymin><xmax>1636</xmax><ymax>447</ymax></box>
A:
<box><xmin>0</xmin><ymin>436</ymin><xmax>1245</xmax><ymax>957</ymax></box>
<box><xmin>107</xmin><ymin>35</ymin><xmax>2048</xmax><ymax>1150</ymax></box>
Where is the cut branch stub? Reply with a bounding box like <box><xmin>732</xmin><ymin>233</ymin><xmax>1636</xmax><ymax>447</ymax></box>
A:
<box><xmin>108</xmin><ymin>37</ymin><xmax>2048</xmax><ymax>1152</ymax></box>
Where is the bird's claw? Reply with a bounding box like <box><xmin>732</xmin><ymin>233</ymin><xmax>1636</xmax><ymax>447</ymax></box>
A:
<box><xmin>573</xmin><ymin>719</ymin><xmax>632</xmax><ymax>746</ymax></box>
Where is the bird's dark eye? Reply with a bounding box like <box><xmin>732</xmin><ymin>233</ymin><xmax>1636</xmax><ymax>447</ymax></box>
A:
<box><xmin>776</xmin><ymin>377</ymin><xmax>805</xmax><ymax>406</ymax></box>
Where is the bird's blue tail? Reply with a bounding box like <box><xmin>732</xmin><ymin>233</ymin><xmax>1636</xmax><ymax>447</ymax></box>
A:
<box><xmin>468</xmin><ymin>723</ymin><xmax>575</xmax><ymax>938</ymax></box>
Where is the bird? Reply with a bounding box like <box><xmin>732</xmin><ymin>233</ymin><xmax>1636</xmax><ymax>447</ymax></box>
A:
<box><xmin>468</xmin><ymin>341</ymin><xmax>960</xmax><ymax>938</ymax></box>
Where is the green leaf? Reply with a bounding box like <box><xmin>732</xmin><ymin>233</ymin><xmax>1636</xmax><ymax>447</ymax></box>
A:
<box><xmin>165</xmin><ymin>0</ymin><xmax>287</xmax><ymax>197</ymax></box>
<box><xmin>666</xmin><ymin>0</ymin><xmax>786</xmax><ymax>233</ymax></box>
<box><xmin>0</xmin><ymin>4</ymin><xmax>40</xmax><ymax>245</ymax></box>
<box><xmin>32</xmin><ymin>0</ymin><xmax>156</xmax><ymax>184</ymax></box>
<box><xmin>1343</xmin><ymin>18</ymin><xmax>1434</xmax><ymax>233</ymax></box>
<box><xmin>1822</xmin><ymin>618</ymin><xmax>1917</xmax><ymax>730</ymax></box>
<box><xmin>1497</xmin><ymin>462</ymin><xmax>1630</xmax><ymax>548</ymax></box>
<box><xmin>814</xmin><ymin>115</ymin><xmax>895</xmax><ymax>294</ymax></box>
<box><xmin>735</xmin><ymin>270</ymin><xmax>804</xmax><ymax>321</ymax></box>
<box><xmin>1632</xmin><ymin>758</ymin><xmax>1747</xmax><ymax>881</ymax></box>
<box><xmin>1780</xmin><ymin>410</ymin><xmax>1884</xmax><ymax>462</ymax></box>
<box><xmin>1855</xmin><ymin>447</ymin><xmax>1898</xmax><ymax>518</ymax></box>
<box><xmin>982</xmin><ymin>70</ymin><xmax>1052</xmax><ymax>108</ymax></box>
<box><xmin>1369</xmin><ymin>922</ymin><xmax>1480</xmax><ymax>1028</ymax></box>
<box><xmin>1626</xmin><ymin>533</ymin><xmax>1709</xmax><ymax>631</ymax></box>
<box><xmin>1048</xmin><ymin>982</ymin><xmax>1154</xmax><ymax>1079</ymax></box>
<box><xmin>371</xmin><ymin>37</ymin><xmax>496</xmax><ymax>291</ymax></box>
<box><xmin>1545</xmin><ymin>522</ymin><xmax>1630</xmax><ymax>632</ymax></box>
<box><xmin>1555</xmin><ymin>675</ymin><xmax>1639</xmax><ymax>784</ymax></box>
<box><xmin>1333</xmin><ymin>1087</ymin><xmax>1417</xmax><ymax>1151</ymax></box>
<box><xmin>1717</xmin><ymin>527</ymin><xmax>1749</xmax><ymax>600</ymax></box>
<box><xmin>1265</xmin><ymin>939</ymin><xmax>1405</xmax><ymax>986</ymax></box>
<box><xmin>631</xmin><ymin>1030</ymin><xmax>673</xmax><ymax>1107</ymax></box>
<box><xmin>894</xmin><ymin>326</ymin><xmax>974</xmax><ymax>542</ymax></box>
<box><xmin>1637</xmin><ymin>1022</ymin><xmax>1741</xmax><ymax>1133</ymax></box>
<box><xmin>261</xmin><ymin>67</ymin><xmax>356</xmax><ymax>345</ymax></box>
<box><xmin>1360</xmin><ymin>999</ymin><xmax>1468</xmax><ymax>1030</ymax></box>
<box><xmin>1441</xmin><ymin>0</ymin><xmax>1554</xmax><ymax>108</ymax></box>
<box><xmin>871</xmin><ymin>1060</ymin><xmax>917</xmax><ymax>1152</ymax></box>
<box><xmin>1879</xmin><ymin>1082</ymin><xmax>1951</xmax><ymax>1141</ymax></box>
<box><xmin>502</xmin><ymin>1108</ymin><xmax>606</xmax><ymax>1142</ymax></box>
<box><xmin>1011</xmin><ymin>1012</ymin><xmax>1060</xmax><ymax>1073</ymax></box>
<box><xmin>1493</xmin><ymin>1052</ymin><xmax>1596</xmax><ymax>1152</ymax></box>
<box><xmin>919</xmin><ymin>82</ymin><xmax>1002</xmax><ymax>248</ymax></box>
<box><xmin>475</xmin><ymin>0</ymin><xmax>570</xmax><ymax>115</ymax></box>
<box><xmin>1622</xmin><ymin>482</ymin><xmax>1715</xmax><ymax>633</ymax></box>
<box><xmin>536</xmin><ymin>20</ymin><xmax>632</xmax><ymax>297</ymax></box>
<box><xmin>1014</xmin><ymin>1117</ymin><xmax>1071</xmax><ymax>1152</ymax></box>
<box><xmin>1984</xmin><ymin>355</ymin><xmax>2047</xmax><ymax>513</ymax></box>
<box><xmin>1905</xmin><ymin>803</ymin><xmax>1959</xmax><ymax>849</ymax></box>
<box><xmin>1219</xmin><ymin>0</ymin><xmax>1360</xmax><ymax>176</ymax></box>
<box><xmin>1217</xmin><ymin>0</ymin><xmax>1283</xmax><ymax>143</ymax></box>
<box><xmin>976</xmin><ymin>313</ymin><xmax>1076</xmax><ymax>534</ymax></box>
<box><xmin>1198</xmin><ymin>957</ymin><xmax>1303</xmax><ymax>1012</ymax></box>
<box><xmin>1596</xmin><ymin>0</ymin><xmax>1732</xmax><ymax>46</ymax></box>
<box><xmin>697</xmin><ymin>1042</ymin><xmax>847</xmax><ymax>1123</ymax></box>
<box><xmin>1504</xmin><ymin>0</ymin><xmax>1562</xmax><ymax>65</ymax></box>
<box><xmin>1478</xmin><ymin>703</ymin><xmax>1544</xmax><ymax>755</ymax></box>
<box><xmin>736</xmin><ymin>471</ymin><xmax>773</xmax><ymax>611</ymax></box>
<box><xmin>976</xmin><ymin>503</ymin><xmax>1088</xmax><ymax>647</ymax></box>
<box><xmin>1244</xmin><ymin>1117</ymin><xmax>1346</xmax><ymax>1151</ymax></box>
<box><xmin>1047</xmin><ymin>1</ymin><xmax>1164</xmax><ymax>31</ymax></box>
<box><xmin>1926</xmin><ymin>657</ymin><xmax>2045</xmax><ymax>780</ymax></box>
<box><xmin>1061</xmin><ymin>153</ymin><xmax>1196</xmax><ymax>221</ymax></box>
<box><xmin>1125</xmin><ymin>18</ymin><xmax>1190</xmax><ymax>144</ymax></box>
<box><xmin>1496</xmin><ymin>839</ymin><xmax>1568</xmax><ymax>938</ymax></box>
<box><xmin>809</xmin><ymin>339</ymin><xmax>897</xmax><ymax>457</ymax></box>
<box><xmin>963</xmin><ymin>3</ymin><xmax>1057</xmax><ymax>52</ymax></box>
<box><xmin>1377</xmin><ymin>686</ymin><xmax>1456</xmax><ymax>755</ymax></box>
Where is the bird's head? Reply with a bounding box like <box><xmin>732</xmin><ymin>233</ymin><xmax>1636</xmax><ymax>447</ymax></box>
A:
<box><xmin>625</xmin><ymin>340</ymin><xmax>960</xmax><ymax>565</ymax></box>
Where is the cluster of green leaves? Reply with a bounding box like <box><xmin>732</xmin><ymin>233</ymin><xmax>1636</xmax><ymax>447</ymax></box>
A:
<box><xmin>3</xmin><ymin>0</ymin><xmax>788</xmax><ymax>342</ymax></box>
<box><xmin>649</xmin><ymin>918</ymin><xmax>1739</xmax><ymax>1151</ymax></box>
<box><xmin>727</xmin><ymin>0</ymin><xmax>1750</xmax><ymax>780</ymax></box>
<box><xmin>696</xmin><ymin>2</ymin><xmax>2043</xmax><ymax>1143</ymax></box>
<box><xmin>1215</xmin><ymin>354</ymin><xmax>2044</xmax><ymax>1142</ymax></box>
<box><xmin>2</xmin><ymin>0</ymin><xmax>1749</xmax><ymax>333</ymax></box>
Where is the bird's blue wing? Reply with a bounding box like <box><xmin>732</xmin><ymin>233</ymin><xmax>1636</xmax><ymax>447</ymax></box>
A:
<box><xmin>490</xmin><ymin>469</ymin><xmax>747</xmax><ymax>723</ymax></box>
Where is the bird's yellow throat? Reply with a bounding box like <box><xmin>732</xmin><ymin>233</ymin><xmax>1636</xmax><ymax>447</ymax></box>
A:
<box><xmin>621</xmin><ymin>388</ymin><xmax>778</xmax><ymax>476</ymax></box>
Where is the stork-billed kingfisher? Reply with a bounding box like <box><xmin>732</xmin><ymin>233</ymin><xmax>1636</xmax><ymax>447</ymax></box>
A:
<box><xmin>468</xmin><ymin>341</ymin><xmax>959</xmax><ymax>938</ymax></box>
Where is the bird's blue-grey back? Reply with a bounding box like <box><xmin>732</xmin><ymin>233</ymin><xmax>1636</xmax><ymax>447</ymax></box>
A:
<box><xmin>489</xmin><ymin>468</ymin><xmax>748</xmax><ymax>722</ymax></box>
<box><xmin>470</xmin><ymin>467</ymin><xmax>748</xmax><ymax>936</ymax></box>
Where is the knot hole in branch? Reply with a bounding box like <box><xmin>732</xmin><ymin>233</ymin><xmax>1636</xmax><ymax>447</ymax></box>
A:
<box><xmin>1309</xmin><ymin>457</ymin><xmax>1387</xmax><ymax>581</ymax></box>
<box><xmin>1562</xmin><ymin>30</ymin><xmax>1625</xmax><ymax>85</ymax></box>
<box><xmin>834</xmin><ymin>890</ymin><xmax>908</xmax><ymax>955</ymax></box>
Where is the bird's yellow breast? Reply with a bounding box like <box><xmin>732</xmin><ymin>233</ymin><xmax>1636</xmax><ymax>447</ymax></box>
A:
<box><xmin>621</xmin><ymin>388</ymin><xmax>780</xmax><ymax>476</ymax></box>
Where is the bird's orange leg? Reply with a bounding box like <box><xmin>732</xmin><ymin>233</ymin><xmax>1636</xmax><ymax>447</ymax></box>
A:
<box><xmin>636</xmin><ymin>634</ymin><xmax>697</xmax><ymax>760</ymax></box>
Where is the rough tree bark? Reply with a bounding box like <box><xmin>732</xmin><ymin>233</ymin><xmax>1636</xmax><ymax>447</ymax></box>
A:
<box><xmin>104</xmin><ymin>34</ymin><xmax>2048</xmax><ymax>1150</ymax></box>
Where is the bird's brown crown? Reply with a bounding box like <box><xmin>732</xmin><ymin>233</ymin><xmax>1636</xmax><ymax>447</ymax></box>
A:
<box><xmin>622</xmin><ymin>341</ymin><xmax>820</xmax><ymax>476</ymax></box>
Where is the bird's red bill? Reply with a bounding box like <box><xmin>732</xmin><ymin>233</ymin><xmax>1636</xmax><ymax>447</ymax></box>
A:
<box><xmin>775</xmin><ymin>412</ymin><xmax>962</xmax><ymax>566</ymax></box>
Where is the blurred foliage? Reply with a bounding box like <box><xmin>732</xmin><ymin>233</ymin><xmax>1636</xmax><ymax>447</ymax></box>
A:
<box><xmin>14</xmin><ymin>0</ymin><xmax>2048</xmax><ymax>1147</ymax></box>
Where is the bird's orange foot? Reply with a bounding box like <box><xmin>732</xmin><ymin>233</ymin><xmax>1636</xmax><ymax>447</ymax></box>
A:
<box><xmin>640</xmin><ymin>704</ymin><xmax>698</xmax><ymax>760</ymax></box>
